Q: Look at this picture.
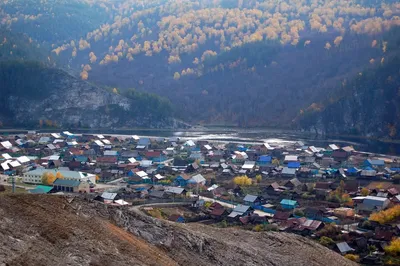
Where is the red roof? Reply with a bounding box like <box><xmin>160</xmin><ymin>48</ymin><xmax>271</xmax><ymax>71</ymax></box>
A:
<box><xmin>145</xmin><ymin>151</ymin><xmax>161</xmax><ymax>158</ymax></box>
<box><xmin>96</xmin><ymin>157</ymin><xmax>117</xmax><ymax>163</ymax></box>
<box><xmin>210</xmin><ymin>207</ymin><xmax>226</xmax><ymax>216</ymax></box>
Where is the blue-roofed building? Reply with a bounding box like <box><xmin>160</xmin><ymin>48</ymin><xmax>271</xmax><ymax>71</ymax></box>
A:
<box><xmin>74</xmin><ymin>155</ymin><xmax>89</xmax><ymax>163</ymax></box>
<box><xmin>258</xmin><ymin>155</ymin><xmax>272</xmax><ymax>165</ymax></box>
<box><xmin>346</xmin><ymin>167</ymin><xmax>360</xmax><ymax>176</ymax></box>
<box><xmin>174</xmin><ymin>175</ymin><xmax>191</xmax><ymax>187</ymax></box>
<box><xmin>280</xmin><ymin>199</ymin><xmax>298</xmax><ymax>209</ymax></box>
<box><xmin>137</xmin><ymin>138</ymin><xmax>151</xmax><ymax>146</ymax></box>
<box><xmin>364</xmin><ymin>159</ymin><xmax>385</xmax><ymax>168</ymax></box>
<box><xmin>287</xmin><ymin>161</ymin><xmax>301</xmax><ymax>168</ymax></box>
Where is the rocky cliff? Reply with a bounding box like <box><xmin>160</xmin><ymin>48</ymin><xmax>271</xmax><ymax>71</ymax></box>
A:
<box><xmin>296</xmin><ymin>56</ymin><xmax>400</xmax><ymax>139</ymax></box>
<box><xmin>0</xmin><ymin>61</ymin><xmax>177</xmax><ymax>129</ymax></box>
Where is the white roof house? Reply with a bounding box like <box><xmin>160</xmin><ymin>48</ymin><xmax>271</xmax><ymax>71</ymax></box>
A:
<box><xmin>9</xmin><ymin>161</ymin><xmax>21</xmax><ymax>168</ymax></box>
<box><xmin>284</xmin><ymin>155</ymin><xmax>298</xmax><ymax>162</ymax></box>
<box><xmin>51</xmin><ymin>133</ymin><xmax>62</xmax><ymax>139</ymax></box>
<box><xmin>102</xmin><ymin>139</ymin><xmax>111</xmax><ymax>145</ymax></box>
<box><xmin>190</xmin><ymin>174</ymin><xmax>206</xmax><ymax>184</ymax></box>
<box><xmin>204</xmin><ymin>144</ymin><xmax>212</xmax><ymax>150</ymax></box>
<box><xmin>136</xmin><ymin>171</ymin><xmax>149</xmax><ymax>179</ymax></box>
<box><xmin>63</xmin><ymin>131</ymin><xmax>74</xmax><ymax>136</ymax></box>
<box><xmin>1</xmin><ymin>141</ymin><xmax>12</xmax><ymax>149</ymax></box>
<box><xmin>128</xmin><ymin>157</ymin><xmax>137</xmax><ymax>163</ymax></box>
<box><xmin>2</xmin><ymin>153</ymin><xmax>12</xmax><ymax>159</ymax></box>
<box><xmin>1</xmin><ymin>162</ymin><xmax>10</xmax><ymax>171</ymax></box>
<box><xmin>155</xmin><ymin>174</ymin><xmax>164</xmax><ymax>180</ymax></box>
<box><xmin>242</xmin><ymin>161</ymin><xmax>256</xmax><ymax>170</ymax></box>
<box><xmin>17</xmin><ymin>156</ymin><xmax>30</xmax><ymax>164</ymax></box>
<box><xmin>94</xmin><ymin>140</ymin><xmax>104</xmax><ymax>147</ymax></box>
<box><xmin>97</xmin><ymin>135</ymin><xmax>105</xmax><ymax>139</ymax></box>
<box><xmin>329</xmin><ymin>144</ymin><xmax>340</xmax><ymax>150</ymax></box>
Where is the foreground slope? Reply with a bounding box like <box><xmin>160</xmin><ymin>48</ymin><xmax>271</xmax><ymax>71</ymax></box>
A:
<box><xmin>0</xmin><ymin>194</ymin><xmax>356</xmax><ymax>266</ymax></box>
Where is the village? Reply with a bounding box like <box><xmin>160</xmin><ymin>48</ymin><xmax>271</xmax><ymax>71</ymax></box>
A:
<box><xmin>1</xmin><ymin>131</ymin><xmax>400</xmax><ymax>265</ymax></box>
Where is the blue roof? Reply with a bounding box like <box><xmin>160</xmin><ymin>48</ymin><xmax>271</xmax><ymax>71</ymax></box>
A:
<box><xmin>364</xmin><ymin>166</ymin><xmax>374</xmax><ymax>171</ymax></box>
<box><xmin>366</xmin><ymin>159</ymin><xmax>385</xmax><ymax>166</ymax></box>
<box><xmin>259</xmin><ymin>155</ymin><xmax>272</xmax><ymax>162</ymax></box>
<box><xmin>288</xmin><ymin>162</ymin><xmax>301</xmax><ymax>168</ymax></box>
<box><xmin>137</xmin><ymin>138</ymin><xmax>151</xmax><ymax>145</ymax></box>
<box><xmin>390</xmin><ymin>168</ymin><xmax>400</xmax><ymax>172</ymax></box>
<box><xmin>280</xmin><ymin>199</ymin><xmax>298</xmax><ymax>206</ymax></box>
<box><xmin>346</xmin><ymin>167</ymin><xmax>359</xmax><ymax>173</ymax></box>
<box><xmin>53</xmin><ymin>178</ymin><xmax>80</xmax><ymax>187</ymax></box>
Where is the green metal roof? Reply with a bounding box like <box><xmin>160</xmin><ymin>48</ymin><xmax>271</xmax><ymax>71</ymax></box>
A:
<box><xmin>29</xmin><ymin>185</ymin><xmax>53</xmax><ymax>194</ymax></box>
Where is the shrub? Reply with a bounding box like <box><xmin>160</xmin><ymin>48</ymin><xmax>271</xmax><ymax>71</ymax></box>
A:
<box><xmin>294</xmin><ymin>209</ymin><xmax>305</xmax><ymax>217</ymax></box>
<box><xmin>344</xmin><ymin>254</ymin><xmax>359</xmax><ymax>262</ymax></box>
<box><xmin>253</xmin><ymin>224</ymin><xmax>264</xmax><ymax>232</ymax></box>
<box><xmin>204</xmin><ymin>201</ymin><xmax>212</xmax><ymax>208</ymax></box>
<box><xmin>264</xmin><ymin>224</ymin><xmax>278</xmax><ymax>231</ymax></box>
<box><xmin>319</xmin><ymin>236</ymin><xmax>335</xmax><ymax>247</ymax></box>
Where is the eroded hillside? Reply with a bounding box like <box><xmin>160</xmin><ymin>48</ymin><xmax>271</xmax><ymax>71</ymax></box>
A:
<box><xmin>0</xmin><ymin>194</ymin><xmax>356</xmax><ymax>266</ymax></box>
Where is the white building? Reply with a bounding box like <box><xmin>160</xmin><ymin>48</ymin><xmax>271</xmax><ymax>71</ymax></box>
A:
<box><xmin>23</xmin><ymin>169</ymin><xmax>96</xmax><ymax>184</ymax></box>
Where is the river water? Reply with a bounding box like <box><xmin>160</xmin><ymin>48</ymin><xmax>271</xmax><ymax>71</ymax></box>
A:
<box><xmin>76</xmin><ymin>127</ymin><xmax>400</xmax><ymax>156</ymax></box>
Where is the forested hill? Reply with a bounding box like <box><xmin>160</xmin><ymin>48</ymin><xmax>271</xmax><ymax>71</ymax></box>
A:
<box><xmin>0</xmin><ymin>61</ymin><xmax>175</xmax><ymax>129</ymax></box>
<box><xmin>296</xmin><ymin>30</ymin><xmax>400</xmax><ymax>138</ymax></box>
<box><xmin>1</xmin><ymin>0</ymin><xmax>400</xmax><ymax>137</ymax></box>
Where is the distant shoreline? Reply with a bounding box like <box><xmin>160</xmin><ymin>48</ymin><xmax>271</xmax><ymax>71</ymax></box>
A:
<box><xmin>0</xmin><ymin>126</ymin><xmax>399</xmax><ymax>144</ymax></box>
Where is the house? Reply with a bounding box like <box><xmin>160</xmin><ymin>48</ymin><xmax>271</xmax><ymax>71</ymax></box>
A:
<box><xmin>336</xmin><ymin>242</ymin><xmax>355</xmax><ymax>254</ymax></box>
<box><xmin>164</xmin><ymin>186</ymin><xmax>187</xmax><ymax>195</ymax></box>
<box><xmin>314</xmin><ymin>182</ymin><xmax>333</xmax><ymax>198</ymax></box>
<box><xmin>52</xmin><ymin>179</ymin><xmax>89</xmax><ymax>193</ymax></box>
<box><xmin>361</xmin><ymin>167</ymin><xmax>377</xmax><ymax>178</ymax></box>
<box><xmin>98</xmin><ymin>192</ymin><xmax>121</xmax><ymax>202</ymax></box>
<box><xmin>258</xmin><ymin>155</ymin><xmax>272</xmax><ymax>165</ymax></box>
<box><xmin>210</xmin><ymin>206</ymin><xmax>227</xmax><ymax>220</ymax></box>
<box><xmin>356</xmin><ymin>195</ymin><xmax>390</xmax><ymax>212</ymax></box>
<box><xmin>273</xmin><ymin>211</ymin><xmax>291</xmax><ymax>222</ymax></box>
<box><xmin>148</xmin><ymin>190</ymin><xmax>167</xmax><ymax>199</ymax></box>
<box><xmin>242</xmin><ymin>161</ymin><xmax>256</xmax><ymax>171</ymax></box>
<box><xmin>243</xmin><ymin>194</ymin><xmax>263</xmax><ymax>206</ymax></box>
<box><xmin>23</xmin><ymin>169</ymin><xmax>96</xmax><ymax>184</ymax></box>
<box><xmin>280</xmin><ymin>199</ymin><xmax>298</xmax><ymax>209</ymax></box>
<box><xmin>287</xmin><ymin>161</ymin><xmax>301</xmax><ymax>169</ymax></box>
<box><xmin>186</xmin><ymin>162</ymin><xmax>200</xmax><ymax>173</ymax></box>
<box><xmin>332</xmin><ymin>150</ymin><xmax>348</xmax><ymax>161</ymax></box>
<box><xmin>29</xmin><ymin>185</ymin><xmax>54</xmax><ymax>194</ymax></box>
<box><xmin>96</xmin><ymin>156</ymin><xmax>117</xmax><ymax>166</ymax></box>
<box><xmin>364</xmin><ymin>159</ymin><xmax>385</xmax><ymax>169</ymax></box>
<box><xmin>189</xmin><ymin>174</ymin><xmax>206</xmax><ymax>185</ymax></box>
<box><xmin>228</xmin><ymin>204</ymin><xmax>253</xmax><ymax>218</ymax></box>
<box><xmin>281</xmin><ymin>167</ymin><xmax>296</xmax><ymax>178</ymax></box>
<box><xmin>284</xmin><ymin>178</ymin><xmax>302</xmax><ymax>189</ymax></box>
<box><xmin>174</xmin><ymin>174</ymin><xmax>191</xmax><ymax>187</ymax></box>
<box><xmin>284</xmin><ymin>155</ymin><xmax>298</xmax><ymax>162</ymax></box>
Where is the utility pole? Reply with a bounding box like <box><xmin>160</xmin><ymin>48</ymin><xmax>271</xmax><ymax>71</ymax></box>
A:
<box><xmin>12</xmin><ymin>175</ymin><xmax>15</xmax><ymax>193</ymax></box>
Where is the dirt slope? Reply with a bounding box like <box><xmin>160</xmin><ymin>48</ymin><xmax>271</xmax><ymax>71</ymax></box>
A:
<box><xmin>0</xmin><ymin>195</ymin><xmax>356</xmax><ymax>266</ymax></box>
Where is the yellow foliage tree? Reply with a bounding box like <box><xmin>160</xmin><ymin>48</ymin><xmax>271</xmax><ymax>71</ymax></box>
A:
<box><xmin>360</xmin><ymin>187</ymin><xmax>369</xmax><ymax>196</ymax></box>
<box><xmin>42</xmin><ymin>172</ymin><xmax>56</xmax><ymax>185</ymax></box>
<box><xmin>112</xmin><ymin>88</ymin><xmax>119</xmax><ymax>94</ymax></box>
<box><xmin>173</xmin><ymin>72</ymin><xmax>181</xmax><ymax>80</ymax></box>
<box><xmin>370</xmin><ymin>205</ymin><xmax>400</xmax><ymax>224</ymax></box>
<box><xmin>56</xmin><ymin>172</ymin><xmax>64</xmax><ymax>179</ymax></box>
<box><xmin>233</xmin><ymin>175</ymin><xmax>252</xmax><ymax>186</ymax></box>
<box><xmin>385</xmin><ymin>238</ymin><xmax>400</xmax><ymax>257</ymax></box>
<box><xmin>255</xmin><ymin>174</ymin><xmax>262</xmax><ymax>183</ymax></box>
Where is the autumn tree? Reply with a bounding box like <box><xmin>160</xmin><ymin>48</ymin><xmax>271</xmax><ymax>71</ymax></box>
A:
<box><xmin>370</xmin><ymin>205</ymin><xmax>400</xmax><ymax>224</ymax></box>
<box><xmin>233</xmin><ymin>175</ymin><xmax>252</xmax><ymax>186</ymax></box>
<box><xmin>385</xmin><ymin>238</ymin><xmax>400</xmax><ymax>257</ymax></box>
<box><xmin>360</xmin><ymin>187</ymin><xmax>369</xmax><ymax>196</ymax></box>
<box><xmin>42</xmin><ymin>172</ymin><xmax>56</xmax><ymax>185</ymax></box>
<box><xmin>56</xmin><ymin>172</ymin><xmax>64</xmax><ymax>179</ymax></box>
<box><xmin>255</xmin><ymin>174</ymin><xmax>262</xmax><ymax>183</ymax></box>
<box><xmin>173</xmin><ymin>72</ymin><xmax>181</xmax><ymax>80</ymax></box>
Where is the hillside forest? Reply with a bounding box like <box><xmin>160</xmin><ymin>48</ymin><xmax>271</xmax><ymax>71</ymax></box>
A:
<box><xmin>0</xmin><ymin>0</ymin><xmax>400</xmax><ymax>137</ymax></box>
